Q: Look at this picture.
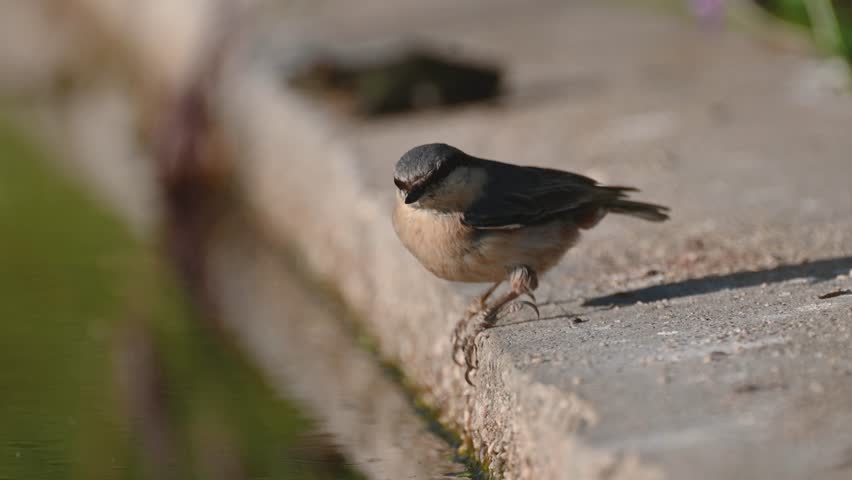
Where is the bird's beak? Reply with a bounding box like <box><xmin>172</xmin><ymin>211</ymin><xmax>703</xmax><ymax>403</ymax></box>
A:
<box><xmin>404</xmin><ymin>184</ymin><xmax>426</xmax><ymax>204</ymax></box>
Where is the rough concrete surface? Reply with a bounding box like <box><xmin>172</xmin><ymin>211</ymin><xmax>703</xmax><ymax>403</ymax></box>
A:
<box><xmin>221</xmin><ymin>1</ymin><xmax>852</xmax><ymax>479</ymax></box>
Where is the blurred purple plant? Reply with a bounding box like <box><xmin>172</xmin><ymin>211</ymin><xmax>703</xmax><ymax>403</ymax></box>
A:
<box><xmin>689</xmin><ymin>0</ymin><xmax>726</xmax><ymax>27</ymax></box>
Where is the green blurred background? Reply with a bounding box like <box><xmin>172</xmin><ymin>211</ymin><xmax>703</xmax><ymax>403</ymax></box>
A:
<box><xmin>0</xmin><ymin>119</ymin><xmax>362</xmax><ymax>480</ymax></box>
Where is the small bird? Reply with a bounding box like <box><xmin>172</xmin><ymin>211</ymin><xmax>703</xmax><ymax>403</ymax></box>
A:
<box><xmin>392</xmin><ymin>143</ymin><xmax>669</xmax><ymax>384</ymax></box>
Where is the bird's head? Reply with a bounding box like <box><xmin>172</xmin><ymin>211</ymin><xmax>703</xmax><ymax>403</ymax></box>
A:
<box><xmin>393</xmin><ymin>143</ymin><xmax>469</xmax><ymax>206</ymax></box>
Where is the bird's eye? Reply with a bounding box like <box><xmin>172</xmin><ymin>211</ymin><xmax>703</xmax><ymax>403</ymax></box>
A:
<box><xmin>393</xmin><ymin>178</ymin><xmax>406</xmax><ymax>190</ymax></box>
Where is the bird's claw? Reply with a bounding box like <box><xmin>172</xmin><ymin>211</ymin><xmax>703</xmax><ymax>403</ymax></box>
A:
<box><xmin>451</xmin><ymin>323</ymin><xmax>466</xmax><ymax>366</ymax></box>
<box><xmin>462</xmin><ymin>325</ymin><xmax>485</xmax><ymax>386</ymax></box>
<box><xmin>520</xmin><ymin>291</ymin><xmax>540</xmax><ymax>318</ymax></box>
<box><xmin>464</xmin><ymin>368</ymin><xmax>475</xmax><ymax>386</ymax></box>
<box><xmin>517</xmin><ymin>300</ymin><xmax>540</xmax><ymax>319</ymax></box>
<box><xmin>451</xmin><ymin>309</ymin><xmax>496</xmax><ymax>385</ymax></box>
<box><xmin>503</xmin><ymin>298</ymin><xmax>540</xmax><ymax>319</ymax></box>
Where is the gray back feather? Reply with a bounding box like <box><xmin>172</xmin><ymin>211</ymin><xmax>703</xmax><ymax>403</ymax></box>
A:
<box><xmin>461</xmin><ymin>157</ymin><xmax>666</xmax><ymax>228</ymax></box>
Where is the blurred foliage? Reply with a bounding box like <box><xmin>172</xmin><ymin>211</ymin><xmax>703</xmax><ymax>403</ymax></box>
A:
<box><xmin>756</xmin><ymin>0</ymin><xmax>852</xmax><ymax>60</ymax></box>
<box><xmin>288</xmin><ymin>50</ymin><xmax>501</xmax><ymax>117</ymax></box>
<box><xmin>637</xmin><ymin>1</ymin><xmax>852</xmax><ymax>64</ymax></box>
<box><xmin>0</xmin><ymin>118</ymin><xmax>363</xmax><ymax>480</ymax></box>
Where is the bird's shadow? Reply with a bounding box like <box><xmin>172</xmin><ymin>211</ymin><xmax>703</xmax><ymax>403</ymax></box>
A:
<box><xmin>581</xmin><ymin>256</ymin><xmax>852</xmax><ymax>308</ymax></box>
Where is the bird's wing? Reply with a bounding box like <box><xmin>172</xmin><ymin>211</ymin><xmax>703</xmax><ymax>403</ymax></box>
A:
<box><xmin>461</xmin><ymin>160</ymin><xmax>633</xmax><ymax>229</ymax></box>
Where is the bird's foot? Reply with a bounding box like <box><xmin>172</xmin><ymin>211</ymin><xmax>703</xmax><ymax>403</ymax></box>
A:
<box><xmin>452</xmin><ymin>266</ymin><xmax>540</xmax><ymax>386</ymax></box>
<box><xmin>453</xmin><ymin>281</ymin><xmax>502</xmax><ymax>365</ymax></box>
<box><xmin>504</xmin><ymin>291</ymin><xmax>540</xmax><ymax>318</ymax></box>
<box><xmin>464</xmin><ymin>300</ymin><xmax>486</xmax><ymax>320</ymax></box>
<box><xmin>463</xmin><ymin>281</ymin><xmax>502</xmax><ymax>318</ymax></box>
<box><xmin>458</xmin><ymin>308</ymin><xmax>498</xmax><ymax>385</ymax></box>
<box><xmin>451</xmin><ymin>315</ymin><xmax>471</xmax><ymax>367</ymax></box>
<box><xmin>451</xmin><ymin>312</ymin><xmax>492</xmax><ymax>370</ymax></box>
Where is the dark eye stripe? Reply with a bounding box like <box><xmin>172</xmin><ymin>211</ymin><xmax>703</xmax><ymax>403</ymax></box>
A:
<box><xmin>427</xmin><ymin>161</ymin><xmax>455</xmax><ymax>186</ymax></box>
<box><xmin>394</xmin><ymin>178</ymin><xmax>407</xmax><ymax>190</ymax></box>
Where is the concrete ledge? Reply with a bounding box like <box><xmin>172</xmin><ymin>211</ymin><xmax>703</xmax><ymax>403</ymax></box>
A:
<box><xmin>220</xmin><ymin>3</ymin><xmax>852</xmax><ymax>479</ymax></box>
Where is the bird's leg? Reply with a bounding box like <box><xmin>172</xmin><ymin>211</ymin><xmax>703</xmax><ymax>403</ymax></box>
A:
<box><xmin>484</xmin><ymin>265</ymin><xmax>540</xmax><ymax>326</ymax></box>
<box><xmin>467</xmin><ymin>281</ymin><xmax>502</xmax><ymax>316</ymax></box>
<box><xmin>459</xmin><ymin>266</ymin><xmax>539</xmax><ymax>385</ymax></box>
<box><xmin>452</xmin><ymin>281</ymin><xmax>502</xmax><ymax>366</ymax></box>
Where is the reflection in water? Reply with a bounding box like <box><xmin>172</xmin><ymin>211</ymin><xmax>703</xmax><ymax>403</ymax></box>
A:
<box><xmin>0</xmin><ymin>122</ymin><xmax>363</xmax><ymax>480</ymax></box>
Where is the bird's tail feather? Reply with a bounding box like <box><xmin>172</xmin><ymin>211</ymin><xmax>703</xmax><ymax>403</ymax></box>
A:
<box><xmin>607</xmin><ymin>199</ymin><xmax>670</xmax><ymax>222</ymax></box>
